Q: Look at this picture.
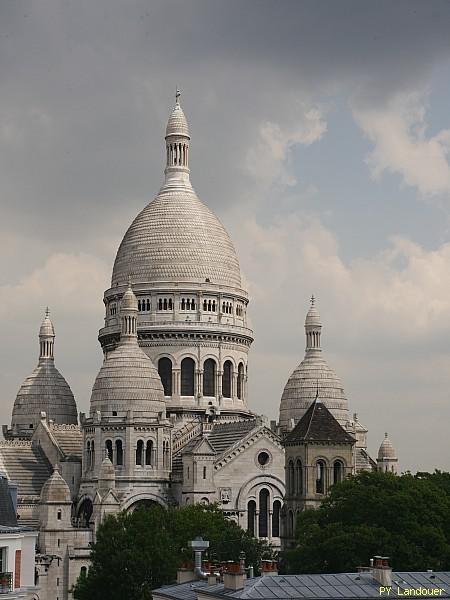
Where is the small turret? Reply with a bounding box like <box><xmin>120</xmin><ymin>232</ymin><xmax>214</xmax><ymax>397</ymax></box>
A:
<box><xmin>40</xmin><ymin>465</ymin><xmax>72</xmax><ymax>529</ymax></box>
<box><xmin>377</xmin><ymin>432</ymin><xmax>398</xmax><ymax>474</ymax></box>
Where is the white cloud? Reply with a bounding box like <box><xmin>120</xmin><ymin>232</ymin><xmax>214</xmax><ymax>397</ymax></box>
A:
<box><xmin>353</xmin><ymin>91</ymin><xmax>450</xmax><ymax>196</ymax></box>
<box><xmin>245</xmin><ymin>108</ymin><xmax>327</xmax><ymax>188</ymax></box>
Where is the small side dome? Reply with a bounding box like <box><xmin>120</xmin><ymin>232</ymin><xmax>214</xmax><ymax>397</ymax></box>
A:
<box><xmin>40</xmin><ymin>466</ymin><xmax>71</xmax><ymax>504</ymax></box>
<box><xmin>165</xmin><ymin>90</ymin><xmax>190</xmax><ymax>138</ymax></box>
<box><xmin>378</xmin><ymin>432</ymin><xmax>396</xmax><ymax>460</ymax></box>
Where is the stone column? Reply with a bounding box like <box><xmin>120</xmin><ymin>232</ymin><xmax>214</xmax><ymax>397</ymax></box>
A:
<box><xmin>125</xmin><ymin>411</ymin><xmax>134</xmax><ymax>476</ymax></box>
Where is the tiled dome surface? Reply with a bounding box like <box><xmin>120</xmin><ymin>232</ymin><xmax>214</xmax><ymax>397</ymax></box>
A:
<box><xmin>279</xmin><ymin>350</ymin><xmax>350</xmax><ymax>431</ymax></box>
<box><xmin>111</xmin><ymin>184</ymin><xmax>242</xmax><ymax>289</ymax></box>
<box><xmin>90</xmin><ymin>344</ymin><xmax>165</xmax><ymax>415</ymax></box>
<box><xmin>12</xmin><ymin>362</ymin><xmax>77</xmax><ymax>430</ymax></box>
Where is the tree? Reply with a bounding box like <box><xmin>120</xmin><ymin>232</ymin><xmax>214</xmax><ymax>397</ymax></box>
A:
<box><xmin>73</xmin><ymin>503</ymin><xmax>273</xmax><ymax>600</ymax></box>
<box><xmin>283</xmin><ymin>470</ymin><xmax>450</xmax><ymax>574</ymax></box>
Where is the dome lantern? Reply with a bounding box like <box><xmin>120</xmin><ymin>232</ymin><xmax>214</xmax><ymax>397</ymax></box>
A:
<box><xmin>165</xmin><ymin>89</ymin><xmax>190</xmax><ymax>181</ymax></box>
<box><xmin>39</xmin><ymin>307</ymin><xmax>55</xmax><ymax>361</ymax></box>
<box><xmin>305</xmin><ymin>294</ymin><xmax>322</xmax><ymax>351</ymax></box>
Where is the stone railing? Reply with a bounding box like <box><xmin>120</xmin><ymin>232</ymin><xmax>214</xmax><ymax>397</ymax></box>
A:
<box><xmin>172</xmin><ymin>421</ymin><xmax>202</xmax><ymax>454</ymax></box>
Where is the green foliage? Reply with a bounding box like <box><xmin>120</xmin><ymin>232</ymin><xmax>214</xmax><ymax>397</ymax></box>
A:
<box><xmin>283</xmin><ymin>470</ymin><xmax>450</xmax><ymax>574</ymax></box>
<box><xmin>73</xmin><ymin>503</ymin><xmax>272</xmax><ymax>600</ymax></box>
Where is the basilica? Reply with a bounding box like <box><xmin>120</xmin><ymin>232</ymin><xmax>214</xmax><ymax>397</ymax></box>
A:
<box><xmin>0</xmin><ymin>93</ymin><xmax>397</xmax><ymax>600</ymax></box>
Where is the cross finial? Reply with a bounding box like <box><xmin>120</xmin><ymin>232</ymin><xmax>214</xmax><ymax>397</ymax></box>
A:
<box><xmin>175</xmin><ymin>87</ymin><xmax>181</xmax><ymax>106</ymax></box>
<box><xmin>310</xmin><ymin>294</ymin><xmax>315</xmax><ymax>307</ymax></box>
<box><xmin>45</xmin><ymin>306</ymin><xmax>50</xmax><ymax>317</ymax></box>
<box><xmin>385</xmin><ymin>432</ymin><xmax>388</xmax><ymax>438</ymax></box>
<box><xmin>127</xmin><ymin>274</ymin><xmax>132</xmax><ymax>287</ymax></box>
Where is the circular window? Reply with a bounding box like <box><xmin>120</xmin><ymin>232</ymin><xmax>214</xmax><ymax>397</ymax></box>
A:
<box><xmin>258</xmin><ymin>451</ymin><xmax>270</xmax><ymax>466</ymax></box>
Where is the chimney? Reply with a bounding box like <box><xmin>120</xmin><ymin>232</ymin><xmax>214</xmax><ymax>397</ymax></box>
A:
<box><xmin>261</xmin><ymin>560</ymin><xmax>278</xmax><ymax>576</ymax></box>
<box><xmin>223</xmin><ymin>569</ymin><xmax>245</xmax><ymax>591</ymax></box>
<box><xmin>372</xmin><ymin>556</ymin><xmax>392</xmax><ymax>586</ymax></box>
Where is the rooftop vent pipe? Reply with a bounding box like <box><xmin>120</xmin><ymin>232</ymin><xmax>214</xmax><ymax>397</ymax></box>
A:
<box><xmin>189</xmin><ymin>537</ymin><xmax>220</xmax><ymax>580</ymax></box>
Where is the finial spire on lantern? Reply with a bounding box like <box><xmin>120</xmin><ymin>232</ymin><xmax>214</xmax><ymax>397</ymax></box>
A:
<box><xmin>175</xmin><ymin>87</ymin><xmax>181</xmax><ymax>106</ymax></box>
<box><xmin>45</xmin><ymin>306</ymin><xmax>50</xmax><ymax>317</ymax></box>
<box><xmin>310</xmin><ymin>294</ymin><xmax>315</xmax><ymax>307</ymax></box>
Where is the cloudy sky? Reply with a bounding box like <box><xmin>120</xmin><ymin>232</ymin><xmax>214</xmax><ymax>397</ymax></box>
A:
<box><xmin>2</xmin><ymin>0</ymin><xmax>450</xmax><ymax>472</ymax></box>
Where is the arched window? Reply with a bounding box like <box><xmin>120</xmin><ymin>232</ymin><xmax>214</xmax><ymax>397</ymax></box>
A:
<box><xmin>181</xmin><ymin>358</ymin><xmax>195</xmax><ymax>395</ymax></box>
<box><xmin>272</xmin><ymin>500</ymin><xmax>281</xmax><ymax>537</ymax></box>
<box><xmin>135</xmin><ymin>440</ymin><xmax>144</xmax><ymax>466</ymax></box>
<box><xmin>212</xmin><ymin>300</ymin><xmax>216</xmax><ymax>311</ymax></box>
<box><xmin>168</xmin><ymin>298</ymin><xmax>173</xmax><ymax>310</ymax></box>
<box><xmin>145</xmin><ymin>440</ymin><xmax>153</xmax><ymax>466</ymax></box>
<box><xmin>288</xmin><ymin>460</ymin><xmax>295</xmax><ymax>495</ymax></box>
<box><xmin>158</xmin><ymin>357</ymin><xmax>173</xmax><ymax>396</ymax></box>
<box><xmin>333</xmin><ymin>460</ymin><xmax>343</xmax><ymax>485</ymax></box>
<box><xmin>295</xmin><ymin>459</ymin><xmax>303</xmax><ymax>494</ymax></box>
<box><xmin>115</xmin><ymin>440</ymin><xmax>123</xmax><ymax>466</ymax></box>
<box><xmin>105</xmin><ymin>439</ymin><xmax>113</xmax><ymax>462</ymax></box>
<box><xmin>222</xmin><ymin>302</ymin><xmax>225</xmax><ymax>313</ymax></box>
<box><xmin>146</xmin><ymin>299</ymin><xmax>150</xmax><ymax>311</ymax></box>
<box><xmin>80</xmin><ymin>566</ymin><xmax>87</xmax><ymax>578</ymax></box>
<box><xmin>208</xmin><ymin>300</ymin><xmax>211</xmax><ymax>311</ymax></box>
<box><xmin>203</xmin><ymin>300</ymin><xmax>207</xmax><ymax>311</ymax></box>
<box><xmin>181</xmin><ymin>298</ymin><xmax>186</xmax><ymax>310</ymax></box>
<box><xmin>247</xmin><ymin>500</ymin><xmax>256</xmax><ymax>536</ymax></box>
<box><xmin>203</xmin><ymin>359</ymin><xmax>216</xmax><ymax>396</ymax></box>
<box><xmin>163</xmin><ymin>298</ymin><xmax>168</xmax><ymax>310</ymax></box>
<box><xmin>203</xmin><ymin>466</ymin><xmax>207</xmax><ymax>479</ymax></box>
<box><xmin>237</xmin><ymin>363</ymin><xmax>244</xmax><ymax>400</ymax></box>
<box><xmin>138</xmin><ymin>300</ymin><xmax>141</xmax><ymax>311</ymax></box>
<box><xmin>258</xmin><ymin>489</ymin><xmax>269</xmax><ymax>537</ymax></box>
<box><xmin>57</xmin><ymin>509</ymin><xmax>62</xmax><ymax>521</ymax></box>
<box><xmin>158</xmin><ymin>299</ymin><xmax>163</xmax><ymax>310</ymax></box>
<box><xmin>316</xmin><ymin>460</ymin><xmax>326</xmax><ymax>494</ymax></box>
<box><xmin>91</xmin><ymin>441</ymin><xmax>95</xmax><ymax>469</ymax></box>
<box><xmin>222</xmin><ymin>360</ymin><xmax>232</xmax><ymax>398</ymax></box>
<box><xmin>86</xmin><ymin>441</ymin><xmax>91</xmax><ymax>470</ymax></box>
<box><xmin>191</xmin><ymin>299</ymin><xmax>195</xmax><ymax>310</ymax></box>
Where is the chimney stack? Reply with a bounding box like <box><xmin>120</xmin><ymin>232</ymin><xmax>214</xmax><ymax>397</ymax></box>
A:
<box><xmin>372</xmin><ymin>556</ymin><xmax>392</xmax><ymax>586</ymax></box>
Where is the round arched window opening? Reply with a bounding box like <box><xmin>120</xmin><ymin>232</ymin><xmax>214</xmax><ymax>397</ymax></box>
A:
<box><xmin>258</xmin><ymin>451</ymin><xmax>270</xmax><ymax>466</ymax></box>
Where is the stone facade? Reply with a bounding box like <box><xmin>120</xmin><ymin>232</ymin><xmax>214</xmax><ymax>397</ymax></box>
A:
<box><xmin>0</xmin><ymin>93</ymin><xmax>396</xmax><ymax>600</ymax></box>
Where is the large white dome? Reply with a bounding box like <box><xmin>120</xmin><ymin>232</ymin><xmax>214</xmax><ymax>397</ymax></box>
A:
<box><xmin>111</xmin><ymin>183</ymin><xmax>242</xmax><ymax>289</ymax></box>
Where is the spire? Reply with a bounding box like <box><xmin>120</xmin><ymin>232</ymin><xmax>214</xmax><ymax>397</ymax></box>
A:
<box><xmin>164</xmin><ymin>90</ymin><xmax>190</xmax><ymax>181</ymax></box>
<box><xmin>305</xmin><ymin>295</ymin><xmax>322</xmax><ymax>351</ymax></box>
<box><xmin>119</xmin><ymin>278</ymin><xmax>138</xmax><ymax>344</ymax></box>
<box><xmin>39</xmin><ymin>308</ymin><xmax>55</xmax><ymax>361</ymax></box>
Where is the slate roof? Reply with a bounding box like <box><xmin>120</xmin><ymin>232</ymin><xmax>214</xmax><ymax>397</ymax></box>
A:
<box><xmin>284</xmin><ymin>400</ymin><xmax>355</xmax><ymax>445</ymax></box>
<box><xmin>356</xmin><ymin>447</ymin><xmax>377</xmax><ymax>472</ymax></box>
<box><xmin>153</xmin><ymin>572</ymin><xmax>450</xmax><ymax>600</ymax></box>
<box><xmin>0</xmin><ymin>476</ymin><xmax>17</xmax><ymax>527</ymax></box>
<box><xmin>49</xmin><ymin>424</ymin><xmax>83</xmax><ymax>459</ymax></box>
<box><xmin>0</xmin><ymin>442</ymin><xmax>52</xmax><ymax>497</ymax></box>
<box><xmin>208</xmin><ymin>420</ymin><xmax>258</xmax><ymax>455</ymax></box>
